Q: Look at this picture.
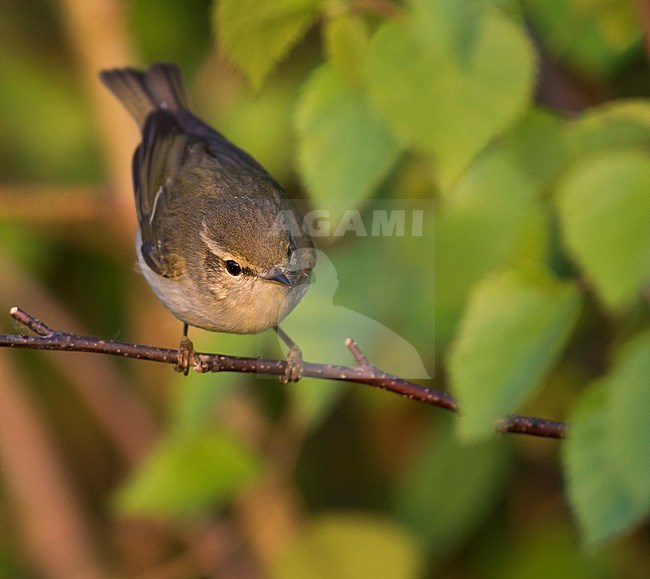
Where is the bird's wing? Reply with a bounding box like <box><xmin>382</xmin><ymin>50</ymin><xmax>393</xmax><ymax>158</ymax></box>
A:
<box><xmin>133</xmin><ymin>110</ymin><xmax>204</xmax><ymax>278</ymax></box>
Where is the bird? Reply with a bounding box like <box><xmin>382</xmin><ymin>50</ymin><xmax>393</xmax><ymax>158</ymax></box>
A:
<box><xmin>100</xmin><ymin>63</ymin><xmax>316</xmax><ymax>381</ymax></box>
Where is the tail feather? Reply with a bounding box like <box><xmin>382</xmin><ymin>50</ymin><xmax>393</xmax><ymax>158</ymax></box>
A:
<box><xmin>100</xmin><ymin>63</ymin><xmax>188</xmax><ymax>129</ymax></box>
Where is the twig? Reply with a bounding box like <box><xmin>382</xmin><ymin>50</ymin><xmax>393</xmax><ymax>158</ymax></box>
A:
<box><xmin>0</xmin><ymin>252</ymin><xmax>158</xmax><ymax>465</ymax></box>
<box><xmin>1</xmin><ymin>307</ymin><xmax>568</xmax><ymax>439</ymax></box>
<box><xmin>344</xmin><ymin>338</ymin><xmax>372</xmax><ymax>368</ymax></box>
<box><xmin>497</xmin><ymin>415</ymin><xmax>568</xmax><ymax>439</ymax></box>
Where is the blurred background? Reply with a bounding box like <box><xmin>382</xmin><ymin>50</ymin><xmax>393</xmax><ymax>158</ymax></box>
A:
<box><xmin>0</xmin><ymin>0</ymin><xmax>649</xmax><ymax>577</ymax></box>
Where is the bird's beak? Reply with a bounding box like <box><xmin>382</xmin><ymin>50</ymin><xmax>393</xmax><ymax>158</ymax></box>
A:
<box><xmin>263</xmin><ymin>270</ymin><xmax>292</xmax><ymax>288</ymax></box>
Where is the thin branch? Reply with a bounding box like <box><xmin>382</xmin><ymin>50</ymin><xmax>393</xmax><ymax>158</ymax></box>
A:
<box><xmin>0</xmin><ymin>253</ymin><xmax>158</xmax><ymax>465</ymax></box>
<box><xmin>344</xmin><ymin>338</ymin><xmax>372</xmax><ymax>368</ymax></box>
<box><xmin>497</xmin><ymin>415</ymin><xmax>568</xmax><ymax>439</ymax></box>
<box><xmin>1</xmin><ymin>307</ymin><xmax>568</xmax><ymax>439</ymax></box>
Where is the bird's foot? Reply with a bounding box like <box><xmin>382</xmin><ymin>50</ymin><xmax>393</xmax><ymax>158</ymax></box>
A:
<box><xmin>281</xmin><ymin>344</ymin><xmax>304</xmax><ymax>384</ymax></box>
<box><xmin>174</xmin><ymin>335</ymin><xmax>194</xmax><ymax>376</ymax></box>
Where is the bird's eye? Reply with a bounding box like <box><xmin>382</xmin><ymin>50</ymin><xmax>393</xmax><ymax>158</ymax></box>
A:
<box><xmin>225</xmin><ymin>260</ymin><xmax>242</xmax><ymax>276</ymax></box>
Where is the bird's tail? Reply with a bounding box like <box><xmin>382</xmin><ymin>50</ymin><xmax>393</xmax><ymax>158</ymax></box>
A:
<box><xmin>99</xmin><ymin>62</ymin><xmax>188</xmax><ymax>129</ymax></box>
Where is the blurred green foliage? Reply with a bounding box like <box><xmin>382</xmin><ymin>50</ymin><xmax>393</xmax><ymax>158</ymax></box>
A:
<box><xmin>128</xmin><ymin>0</ymin><xmax>213</xmax><ymax>72</ymax></box>
<box><xmin>0</xmin><ymin>0</ymin><xmax>649</xmax><ymax>576</ymax></box>
<box><xmin>270</xmin><ymin>512</ymin><xmax>424</xmax><ymax>578</ymax></box>
<box><xmin>450</xmin><ymin>268</ymin><xmax>583</xmax><ymax>440</ymax></box>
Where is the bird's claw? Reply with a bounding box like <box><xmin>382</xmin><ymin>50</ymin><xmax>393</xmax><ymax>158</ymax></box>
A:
<box><xmin>281</xmin><ymin>344</ymin><xmax>303</xmax><ymax>384</ymax></box>
<box><xmin>174</xmin><ymin>336</ymin><xmax>194</xmax><ymax>376</ymax></box>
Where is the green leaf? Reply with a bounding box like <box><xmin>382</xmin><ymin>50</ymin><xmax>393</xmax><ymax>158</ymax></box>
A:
<box><xmin>365</xmin><ymin>0</ymin><xmax>534</xmax><ymax>188</ymax></box>
<box><xmin>563</xmin><ymin>332</ymin><xmax>650</xmax><ymax>546</ymax></box>
<box><xmin>324</xmin><ymin>12</ymin><xmax>369</xmax><ymax>86</ymax></box>
<box><xmin>607</xmin><ymin>331</ymin><xmax>650</xmax><ymax>509</ymax></box>
<box><xmin>563</xmin><ymin>385</ymin><xmax>626</xmax><ymax>547</ymax></box>
<box><xmin>568</xmin><ymin>99</ymin><xmax>650</xmax><ymax>158</ymax></box>
<box><xmin>556</xmin><ymin>150</ymin><xmax>650</xmax><ymax>309</ymax></box>
<box><xmin>214</xmin><ymin>0</ymin><xmax>320</xmax><ymax>89</ymax></box>
<box><xmin>435</xmin><ymin>108</ymin><xmax>565</xmax><ymax>345</ymax></box>
<box><xmin>296</xmin><ymin>63</ymin><xmax>401</xmax><ymax>209</ymax></box>
<box><xmin>115</xmin><ymin>431</ymin><xmax>260</xmax><ymax>517</ymax></box>
<box><xmin>271</xmin><ymin>512</ymin><xmax>424</xmax><ymax>579</ymax></box>
<box><xmin>449</xmin><ymin>268</ymin><xmax>583</xmax><ymax>440</ymax></box>
<box><xmin>501</xmin><ymin>107</ymin><xmax>570</xmax><ymax>185</ymax></box>
<box><xmin>394</xmin><ymin>417</ymin><xmax>512</xmax><ymax>563</ymax></box>
<box><xmin>522</xmin><ymin>0</ymin><xmax>643</xmax><ymax>77</ymax></box>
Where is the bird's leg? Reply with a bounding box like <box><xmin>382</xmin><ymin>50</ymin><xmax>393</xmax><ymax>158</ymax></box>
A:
<box><xmin>274</xmin><ymin>326</ymin><xmax>303</xmax><ymax>384</ymax></box>
<box><xmin>174</xmin><ymin>323</ymin><xmax>194</xmax><ymax>375</ymax></box>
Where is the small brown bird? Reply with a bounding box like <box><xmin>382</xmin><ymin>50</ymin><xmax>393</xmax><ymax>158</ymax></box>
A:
<box><xmin>100</xmin><ymin>63</ymin><xmax>315</xmax><ymax>381</ymax></box>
